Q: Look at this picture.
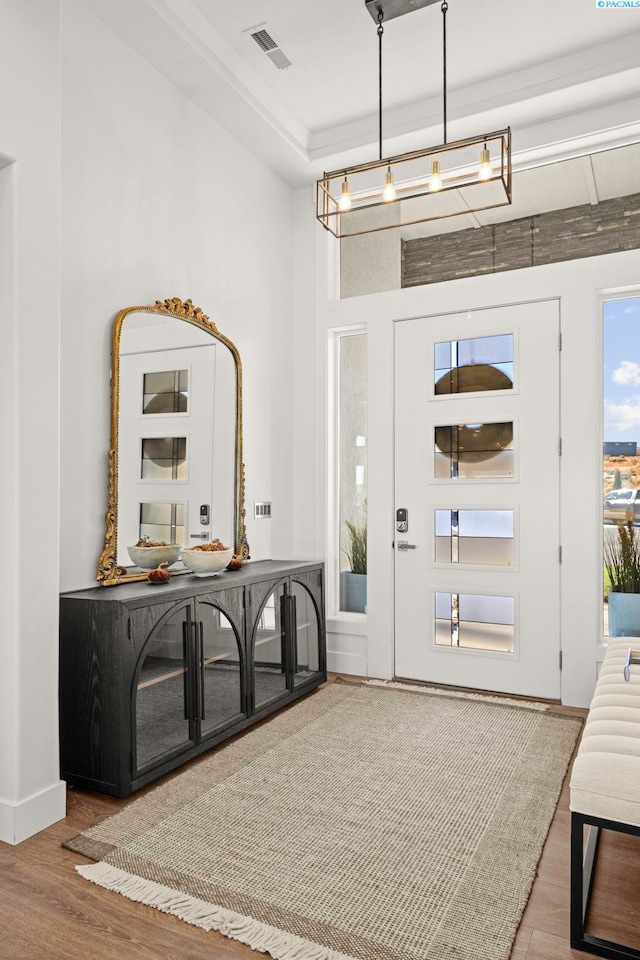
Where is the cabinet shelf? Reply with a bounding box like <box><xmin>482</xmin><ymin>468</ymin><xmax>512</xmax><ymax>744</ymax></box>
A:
<box><xmin>138</xmin><ymin>667</ymin><xmax>186</xmax><ymax>689</ymax></box>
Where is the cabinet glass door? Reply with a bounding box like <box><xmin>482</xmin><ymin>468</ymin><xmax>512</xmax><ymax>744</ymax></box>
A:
<box><xmin>134</xmin><ymin>603</ymin><xmax>194</xmax><ymax>771</ymax></box>
<box><xmin>253</xmin><ymin>584</ymin><xmax>288</xmax><ymax>710</ymax></box>
<box><xmin>196</xmin><ymin>601</ymin><xmax>245</xmax><ymax>739</ymax></box>
<box><xmin>291</xmin><ymin>582</ymin><xmax>320</xmax><ymax>687</ymax></box>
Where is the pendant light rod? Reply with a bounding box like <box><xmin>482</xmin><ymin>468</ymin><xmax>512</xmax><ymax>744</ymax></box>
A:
<box><xmin>378</xmin><ymin>10</ymin><xmax>384</xmax><ymax>161</ymax></box>
<box><xmin>441</xmin><ymin>0</ymin><xmax>448</xmax><ymax>145</ymax></box>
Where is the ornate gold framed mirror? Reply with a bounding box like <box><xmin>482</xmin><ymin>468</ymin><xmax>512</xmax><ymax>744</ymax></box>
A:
<box><xmin>97</xmin><ymin>297</ymin><xmax>249</xmax><ymax>586</ymax></box>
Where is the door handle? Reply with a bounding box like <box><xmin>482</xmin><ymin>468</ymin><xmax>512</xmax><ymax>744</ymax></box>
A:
<box><xmin>190</xmin><ymin>533</ymin><xmax>209</xmax><ymax>540</ymax></box>
<box><xmin>397</xmin><ymin>541</ymin><xmax>417</xmax><ymax>551</ymax></box>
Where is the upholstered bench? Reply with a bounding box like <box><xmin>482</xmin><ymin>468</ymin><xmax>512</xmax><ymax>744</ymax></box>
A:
<box><xmin>569</xmin><ymin>640</ymin><xmax>640</xmax><ymax>959</ymax></box>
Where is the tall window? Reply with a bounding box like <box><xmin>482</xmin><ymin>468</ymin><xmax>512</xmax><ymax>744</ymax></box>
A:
<box><xmin>603</xmin><ymin>295</ymin><xmax>640</xmax><ymax>638</ymax></box>
<box><xmin>337</xmin><ymin>333</ymin><xmax>368</xmax><ymax>614</ymax></box>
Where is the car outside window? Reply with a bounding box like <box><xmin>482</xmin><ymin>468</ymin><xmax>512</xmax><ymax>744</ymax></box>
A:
<box><xmin>607</xmin><ymin>490</ymin><xmax>633</xmax><ymax>502</ymax></box>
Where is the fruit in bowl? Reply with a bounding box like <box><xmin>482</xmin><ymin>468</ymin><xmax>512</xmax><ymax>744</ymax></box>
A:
<box><xmin>127</xmin><ymin>539</ymin><xmax>181</xmax><ymax>570</ymax></box>
<box><xmin>180</xmin><ymin>540</ymin><xmax>234</xmax><ymax>577</ymax></box>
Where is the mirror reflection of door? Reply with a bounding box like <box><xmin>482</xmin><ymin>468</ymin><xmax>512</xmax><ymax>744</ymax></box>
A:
<box><xmin>117</xmin><ymin>312</ymin><xmax>236</xmax><ymax>568</ymax></box>
<box><xmin>119</xmin><ymin>344</ymin><xmax>215</xmax><ymax>565</ymax></box>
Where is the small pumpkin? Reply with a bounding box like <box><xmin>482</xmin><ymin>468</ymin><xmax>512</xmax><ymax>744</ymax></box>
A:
<box><xmin>226</xmin><ymin>555</ymin><xmax>245</xmax><ymax>572</ymax></box>
<box><xmin>148</xmin><ymin>562</ymin><xmax>171</xmax><ymax>584</ymax></box>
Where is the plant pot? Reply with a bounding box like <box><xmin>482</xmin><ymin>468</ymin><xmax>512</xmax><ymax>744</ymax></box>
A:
<box><xmin>608</xmin><ymin>590</ymin><xmax>640</xmax><ymax>637</ymax></box>
<box><xmin>340</xmin><ymin>571</ymin><xmax>367</xmax><ymax>614</ymax></box>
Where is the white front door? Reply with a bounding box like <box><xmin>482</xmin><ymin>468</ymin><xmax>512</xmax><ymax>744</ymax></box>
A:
<box><xmin>394</xmin><ymin>300</ymin><xmax>561</xmax><ymax>699</ymax></box>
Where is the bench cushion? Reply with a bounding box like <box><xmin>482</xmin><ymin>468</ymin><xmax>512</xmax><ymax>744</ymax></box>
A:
<box><xmin>569</xmin><ymin>639</ymin><xmax>640</xmax><ymax>827</ymax></box>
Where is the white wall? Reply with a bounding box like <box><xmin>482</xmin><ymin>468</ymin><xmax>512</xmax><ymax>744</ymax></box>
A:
<box><xmin>293</xmin><ymin>187</ymin><xmax>640</xmax><ymax>707</ymax></box>
<box><xmin>59</xmin><ymin>0</ymin><xmax>295</xmax><ymax>592</ymax></box>
<box><xmin>2</xmin><ymin>0</ymin><xmax>298</xmax><ymax>844</ymax></box>
<box><xmin>0</xmin><ymin>0</ymin><xmax>65</xmax><ymax>844</ymax></box>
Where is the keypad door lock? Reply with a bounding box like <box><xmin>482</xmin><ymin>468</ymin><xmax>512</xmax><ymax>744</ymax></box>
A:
<box><xmin>396</xmin><ymin>507</ymin><xmax>408</xmax><ymax>533</ymax></box>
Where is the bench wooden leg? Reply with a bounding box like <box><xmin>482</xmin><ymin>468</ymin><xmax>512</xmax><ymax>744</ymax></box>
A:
<box><xmin>570</xmin><ymin>810</ymin><xmax>640</xmax><ymax>959</ymax></box>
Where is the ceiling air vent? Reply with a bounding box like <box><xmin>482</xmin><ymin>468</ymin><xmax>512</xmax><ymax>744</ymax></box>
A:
<box><xmin>244</xmin><ymin>23</ymin><xmax>292</xmax><ymax>70</ymax></box>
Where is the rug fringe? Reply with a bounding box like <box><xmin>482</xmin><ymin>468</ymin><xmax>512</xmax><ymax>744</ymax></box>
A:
<box><xmin>363</xmin><ymin>678</ymin><xmax>549</xmax><ymax>710</ymax></box>
<box><xmin>77</xmin><ymin>863</ymin><xmax>354</xmax><ymax>960</ymax></box>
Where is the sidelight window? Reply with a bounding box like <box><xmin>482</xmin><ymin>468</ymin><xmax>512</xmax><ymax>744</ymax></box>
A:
<box><xmin>602</xmin><ymin>295</ymin><xmax>640</xmax><ymax>639</ymax></box>
<box><xmin>335</xmin><ymin>331</ymin><xmax>368</xmax><ymax>614</ymax></box>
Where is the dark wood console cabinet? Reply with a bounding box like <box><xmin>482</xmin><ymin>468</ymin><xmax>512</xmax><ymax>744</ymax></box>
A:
<box><xmin>59</xmin><ymin>560</ymin><xmax>326</xmax><ymax>797</ymax></box>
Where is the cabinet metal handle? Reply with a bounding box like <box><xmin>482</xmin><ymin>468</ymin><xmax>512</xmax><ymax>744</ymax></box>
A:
<box><xmin>182</xmin><ymin>622</ymin><xmax>190</xmax><ymax>721</ymax></box>
<box><xmin>198</xmin><ymin>621</ymin><xmax>206</xmax><ymax>720</ymax></box>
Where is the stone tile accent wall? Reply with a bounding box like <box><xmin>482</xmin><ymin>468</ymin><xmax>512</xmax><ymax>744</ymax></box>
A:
<box><xmin>402</xmin><ymin>192</ymin><xmax>640</xmax><ymax>288</ymax></box>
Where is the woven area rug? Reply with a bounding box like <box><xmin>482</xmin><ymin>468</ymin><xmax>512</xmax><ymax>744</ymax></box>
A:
<box><xmin>67</xmin><ymin>681</ymin><xmax>582</xmax><ymax>960</ymax></box>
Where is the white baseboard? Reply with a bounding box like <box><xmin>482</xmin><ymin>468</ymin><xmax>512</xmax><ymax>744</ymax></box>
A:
<box><xmin>0</xmin><ymin>780</ymin><xmax>66</xmax><ymax>845</ymax></box>
<box><xmin>327</xmin><ymin>650</ymin><xmax>367</xmax><ymax>675</ymax></box>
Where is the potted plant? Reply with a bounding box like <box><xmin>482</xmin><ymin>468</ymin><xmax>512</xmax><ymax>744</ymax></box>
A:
<box><xmin>604</xmin><ymin>520</ymin><xmax>640</xmax><ymax>637</ymax></box>
<box><xmin>340</xmin><ymin>504</ymin><xmax>367</xmax><ymax>614</ymax></box>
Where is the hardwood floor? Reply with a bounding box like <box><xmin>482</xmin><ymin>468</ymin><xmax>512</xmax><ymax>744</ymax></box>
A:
<box><xmin>1</xmin><ymin>683</ymin><xmax>639</xmax><ymax>960</ymax></box>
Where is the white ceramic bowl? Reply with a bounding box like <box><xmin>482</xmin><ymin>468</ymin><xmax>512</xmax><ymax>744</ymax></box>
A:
<box><xmin>126</xmin><ymin>543</ymin><xmax>182</xmax><ymax>570</ymax></box>
<box><xmin>180</xmin><ymin>546</ymin><xmax>234</xmax><ymax>577</ymax></box>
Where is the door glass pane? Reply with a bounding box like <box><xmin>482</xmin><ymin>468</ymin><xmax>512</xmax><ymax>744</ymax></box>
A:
<box><xmin>139</xmin><ymin>501</ymin><xmax>185</xmax><ymax>544</ymax></box>
<box><xmin>254</xmin><ymin>586</ymin><xmax>288</xmax><ymax>709</ymax></box>
<box><xmin>435</xmin><ymin>509</ymin><xmax>514</xmax><ymax>565</ymax></box>
<box><xmin>135</xmin><ymin>606</ymin><xmax>192</xmax><ymax>770</ymax></box>
<box><xmin>435</xmin><ymin>592</ymin><xmax>514</xmax><ymax>653</ymax></box>
<box><xmin>197</xmin><ymin>602</ymin><xmax>244</xmax><ymax>739</ymax></box>
<box><xmin>458</xmin><ymin>538</ymin><xmax>513</xmax><ymax>565</ymax></box>
<box><xmin>292</xmin><ymin>583</ymin><xmax>320</xmax><ymax>686</ymax></box>
<box><xmin>435</xmin><ymin>334</ymin><xmax>513</xmax><ymax>395</ymax></box>
<box><xmin>141</xmin><ymin>437</ymin><xmax>187</xmax><ymax>480</ymax></box>
<box><xmin>143</xmin><ymin>369</ymin><xmax>188</xmax><ymax>414</ymax></box>
<box><xmin>434</xmin><ymin>423</ymin><xmax>514</xmax><ymax>479</ymax></box>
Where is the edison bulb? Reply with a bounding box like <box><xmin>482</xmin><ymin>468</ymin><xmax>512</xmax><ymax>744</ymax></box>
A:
<box><xmin>478</xmin><ymin>147</ymin><xmax>492</xmax><ymax>181</ymax></box>
<box><xmin>429</xmin><ymin>160</ymin><xmax>442</xmax><ymax>192</ymax></box>
<box><xmin>383</xmin><ymin>168</ymin><xmax>396</xmax><ymax>202</ymax></box>
<box><xmin>338</xmin><ymin>179</ymin><xmax>352</xmax><ymax>212</ymax></box>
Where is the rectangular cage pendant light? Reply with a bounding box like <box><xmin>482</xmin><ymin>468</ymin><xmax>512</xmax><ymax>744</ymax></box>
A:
<box><xmin>317</xmin><ymin>128</ymin><xmax>512</xmax><ymax>239</ymax></box>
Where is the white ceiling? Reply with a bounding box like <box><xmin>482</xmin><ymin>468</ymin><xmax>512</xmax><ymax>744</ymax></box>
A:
<box><xmin>188</xmin><ymin>0</ymin><xmax>639</xmax><ymax>133</ymax></box>
<box><xmin>79</xmin><ymin>0</ymin><xmax>640</xmax><ymax>186</ymax></box>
